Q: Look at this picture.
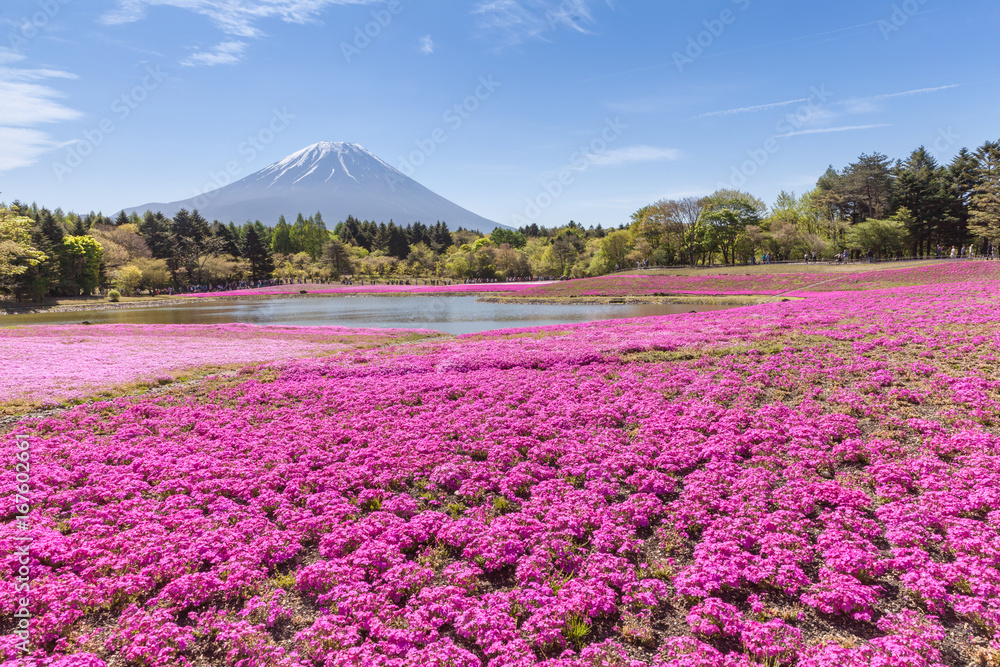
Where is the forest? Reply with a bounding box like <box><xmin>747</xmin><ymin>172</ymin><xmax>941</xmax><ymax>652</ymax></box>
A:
<box><xmin>1</xmin><ymin>139</ymin><xmax>998</xmax><ymax>300</ymax></box>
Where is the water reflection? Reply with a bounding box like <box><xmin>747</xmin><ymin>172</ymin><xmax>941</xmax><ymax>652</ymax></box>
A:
<box><xmin>2</xmin><ymin>296</ymin><xmax>737</xmax><ymax>335</ymax></box>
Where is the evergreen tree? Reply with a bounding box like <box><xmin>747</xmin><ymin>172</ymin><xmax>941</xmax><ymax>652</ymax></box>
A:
<box><xmin>842</xmin><ymin>153</ymin><xmax>894</xmax><ymax>222</ymax></box>
<box><xmin>271</xmin><ymin>215</ymin><xmax>293</xmax><ymax>255</ymax></box>
<box><xmin>114</xmin><ymin>210</ymin><xmax>129</xmax><ymax>227</ymax></box>
<box><xmin>71</xmin><ymin>216</ymin><xmax>88</xmax><ymax>236</ymax></box>
<box><xmin>969</xmin><ymin>140</ymin><xmax>1000</xmax><ymax>247</ymax></box>
<box><xmin>139</xmin><ymin>211</ymin><xmax>173</xmax><ymax>259</ymax></box>
<box><xmin>211</xmin><ymin>221</ymin><xmax>242</xmax><ymax>257</ymax></box>
<box><xmin>324</xmin><ymin>238</ymin><xmax>352</xmax><ymax>277</ymax></box>
<box><xmin>387</xmin><ymin>221</ymin><xmax>410</xmax><ymax>259</ymax></box>
<box><xmin>373</xmin><ymin>222</ymin><xmax>391</xmax><ymax>253</ymax></box>
<box><xmin>893</xmin><ymin>147</ymin><xmax>950</xmax><ymax>255</ymax></box>
<box><xmin>948</xmin><ymin>147</ymin><xmax>978</xmax><ymax>246</ymax></box>
<box><xmin>242</xmin><ymin>224</ymin><xmax>274</xmax><ymax>280</ymax></box>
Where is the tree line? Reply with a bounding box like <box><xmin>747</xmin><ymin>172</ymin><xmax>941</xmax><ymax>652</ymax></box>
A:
<box><xmin>2</xmin><ymin>137</ymin><xmax>999</xmax><ymax>300</ymax></box>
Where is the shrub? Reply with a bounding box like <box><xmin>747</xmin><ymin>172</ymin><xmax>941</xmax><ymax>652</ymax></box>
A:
<box><xmin>107</xmin><ymin>289</ymin><xmax>121</xmax><ymax>302</ymax></box>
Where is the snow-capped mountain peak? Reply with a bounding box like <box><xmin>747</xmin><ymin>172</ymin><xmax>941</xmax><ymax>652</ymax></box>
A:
<box><xmin>124</xmin><ymin>142</ymin><xmax>504</xmax><ymax>232</ymax></box>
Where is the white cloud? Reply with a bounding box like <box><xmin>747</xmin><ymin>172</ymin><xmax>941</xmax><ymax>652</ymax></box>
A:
<box><xmin>582</xmin><ymin>145</ymin><xmax>680</xmax><ymax>168</ymax></box>
<box><xmin>0</xmin><ymin>127</ymin><xmax>60</xmax><ymax>170</ymax></box>
<box><xmin>0</xmin><ymin>79</ymin><xmax>81</xmax><ymax>125</ymax></box>
<box><xmin>0</xmin><ymin>48</ymin><xmax>26</xmax><ymax>65</ymax></box>
<box><xmin>776</xmin><ymin>124</ymin><xmax>890</xmax><ymax>138</ymax></box>
<box><xmin>0</xmin><ymin>58</ymin><xmax>80</xmax><ymax>171</ymax></box>
<box><xmin>182</xmin><ymin>40</ymin><xmax>247</xmax><ymax>66</ymax></box>
<box><xmin>102</xmin><ymin>0</ymin><xmax>379</xmax><ymax>39</ymax></box>
<box><xmin>844</xmin><ymin>84</ymin><xmax>960</xmax><ymax>114</ymax></box>
<box><xmin>698</xmin><ymin>97</ymin><xmax>810</xmax><ymax>118</ymax></box>
<box><xmin>474</xmin><ymin>0</ymin><xmax>611</xmax><ymax>47</ymax></box>
<box><xmin>420</xmin><ymin>35</ymin><xmax>435</xmax><ymax>55</ymax></box>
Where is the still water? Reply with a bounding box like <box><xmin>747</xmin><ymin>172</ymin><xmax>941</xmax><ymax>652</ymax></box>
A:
<box><xmin>2</xmin><ymin>295</ymin><xmax>736</xmax><ymax>335</ymax></box>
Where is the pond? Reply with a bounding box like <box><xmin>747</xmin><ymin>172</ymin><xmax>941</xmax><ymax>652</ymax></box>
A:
<box><xmin>1</xmin><ymin>295</ymin><xmax>739</xmax><ymax>335</ymax></box>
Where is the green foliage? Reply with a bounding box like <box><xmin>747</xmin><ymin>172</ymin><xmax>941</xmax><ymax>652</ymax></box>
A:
<box><xmin>0</xmin><ymin>207</ymin><xmax>48</xmax><ymax>296</ymax></box>
<box><xmin>844</xmin><ymin>212</ymin><xmax>912</xmax><ymax>258</ymax></box>
<box><xmin>107</xmin><ymin>289</ymin><xmax>121</xmax><ymax>302</ymax></box>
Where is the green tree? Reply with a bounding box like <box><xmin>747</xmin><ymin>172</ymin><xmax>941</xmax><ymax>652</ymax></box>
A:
<box><xmin>61</xmin><ymin>235</ymin><xmax>103</xmax><ymax>295</ymax></box>
<box><xmin>844</xmin><ymin>212</ymin><xmax>912</xmax><ymax>260</ymax></box>
<box><xmin>139</xmin><ymin>211</ymin><xmax>174</xmax><ymax>259</ymax></box>
<box><xmin>0</xmin><ymin>207</ymin><xmax>48</xmax><ymax>297</ymax></box>
<box><xmin>271</xmin><ymin>215</ymin><xmax>293</xmax><ymax>255</ymax></box>
<box><xmin>969</xmin><ymin>140</ymin><xmax>1000</xmax><ymax>247</ymax></box>
<box><xmin>324</xmin><ymin>238</ymin><xmax>353</xmax><ymax>278</ymax></box>
<box><xmin>893</xmin><ymin>147</ymin><xmax>951</xmax><ymax>255</ymax></box>
<box><xmin>242</xmin><ymin>224</ymin><xmax>274</xmax><ymax>281</ymax></box>
<box><xmin>490</xmin><ymin>227</ymin><xmax>527</xmax><ymax>249</ymax></box>
<box><xmin>946</xmin><ymin>147</ymin><xmax>977</xmax><ymax>246</ymax></box>
<box><xmin>699</xmin><ymin>189</ymin><xmax>766</xmax><ymax>264</ymax></box>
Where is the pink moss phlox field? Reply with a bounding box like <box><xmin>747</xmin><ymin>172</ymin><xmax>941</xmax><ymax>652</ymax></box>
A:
<box><xmin>0</xmin><ymin>324</ymin><xmax>434</xmax><ymax>406</ymax></box>
<box><xmin>3</xmin><ymin>267</ymin><xmax>1000</xmax><ymax>665</ymax></box>
<box><xmin>517</xmin><ymin>261</ymin><xmax>1000</xmax><ymax>297</ymax></box>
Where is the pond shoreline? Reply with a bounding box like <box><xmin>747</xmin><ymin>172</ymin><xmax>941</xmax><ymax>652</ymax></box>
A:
<box><xmin>0</xmin><ymin>290</ymin><xmax>774</xmax><ymax>317</ymax></box>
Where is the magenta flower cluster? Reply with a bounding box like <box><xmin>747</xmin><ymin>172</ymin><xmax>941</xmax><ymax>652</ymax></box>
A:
<box><xmin>0</xmin><ymin>323</ymin><xmax>433</xmax><ymax>407</ymax></box>
<box><xmin>3</xmin><ymin>266</ymin><xmax>1000</xmax><ymax>665</ymax></box>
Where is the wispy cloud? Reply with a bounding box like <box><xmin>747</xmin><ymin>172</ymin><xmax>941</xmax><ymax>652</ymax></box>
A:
<box><xmin>0</xmin><ymin>62</ymin><xmax>80</xmax><ymax>171</ymax></box>
<box><xmin>0</xmin><ymin>128</ymin><xmax>62</xmax><ymax>170</ymax></box>
<box><xmin>420</xmin><ymin>35</ymin><xmax>435</xmax><ymax>55</ymax></box>
<box><xmin>182</xmin><ymin>40</ymin><xmax>247</xmax><ymax>67</ymax></box>
<box><xmin>103</xmin><ymin>0</ymin><xmax>378</xmax><ymax>38</ymax></box>
<box><xmin>776</xmin><ymin>124</ymin><xmax>890</xmax><ymax>138</ymax></box>
<box><xmin>474</xmin><ymin>0</ymin><xmax>612</xmax><ymax>47</ymax></box>
<box><xmin>103</xmin><ymin>0</ymin><xmax>379</xmax><ymax>64</ymax></box>
<box><xmin>580</xmin><ymin>145</ymin><xmax>681</xmax><ymax>168</ymax></box>
<box><xmin>698</xmin><ymin>97</ymin><xmax>810</xmax><ymax>119</ymax></box>
<box><xmin>844</xmin><ymin>84</ymin><xmax>960</xmax><ymax>113</ymax></box>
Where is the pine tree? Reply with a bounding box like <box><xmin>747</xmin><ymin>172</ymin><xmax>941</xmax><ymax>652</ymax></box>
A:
<box><xmin>948</xmin><ymin>147</ymin><xmax>978</xmax><ymax>246</ymax></box>
<box><xmin>242</xmin><ymin>224</ymin><xmax>274</xmax><ymax>280</ymax></box>
<box><xmin>271</xmin><ymin>215</ymin><xmax>293</xmax><ymax>255</ymax></box>
<box><xmin>893</xmin><ymin>147</ymin><xmax>950</xmax><ymax>255</ymax></box>
<box><xmin>969</xmin><ymin>140</ymin><xmax>1000</xmax><ymax>246</ymax></box>
<box><xmin>139</xmin><ymin>211</ymin><xmax>174</xmax><ymax>259</ymax></box>
<box><xmin>114</xmin><ymin>210</ymin><xmax>129</xmax><ymax>227</ymax></box>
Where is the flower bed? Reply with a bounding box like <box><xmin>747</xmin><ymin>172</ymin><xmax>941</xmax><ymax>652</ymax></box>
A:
<box><xmin>0</xmin><ymin>324</ymin><xmax>436</xmax><ymax>410</ymax></box>
<box><xmin>517</xmin><ymin>261</ymin><xmax>1000</xmax><ymax>298</ymax></box>
<box><xmin>2</xmin><ymin>274</ymin><xmax>1000</xmax><ymax>665</ymax></box>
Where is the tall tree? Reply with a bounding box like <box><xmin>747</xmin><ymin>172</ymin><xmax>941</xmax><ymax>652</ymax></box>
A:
<box><xmin>139</xmin><ymin>211</ymin><xmax>174</xmax><ymax>259</ymax></box>
<box><xmin>242</xmin><ymin>224</ymin><xmax>274</xmax><ymax>281</ymax></box>
<box><xmin>969</xmin><ymin>139</ymin><xmax>1000</xmax><ymax>247</ymax></box>
<box><xmin>271</xmin><ymin>215</ymin><xmax>293</xmax><ymax>255</ymax></box>
<box><xmin>842</xmin><ymin>152</ymin><xmax>894</xmax><ymax>222</ymax></box>
<box><xmin>699</xmin><ymin>189</ymin><xmax>766</xmax><ymax>265</ymax></box>
<box><xmin>947</xmin><ymin>147</ymin><xmax>977</xmax><ymax>246</ymax></box>
<box><xmin>893</xmin><ymin>147</ymin><xmax>950</xmax><ymax>255</ymax></box>
<box><xmin>0</xmin><ymin>206</ymin><xmax>48</xmax><ymax>298</ymax></box>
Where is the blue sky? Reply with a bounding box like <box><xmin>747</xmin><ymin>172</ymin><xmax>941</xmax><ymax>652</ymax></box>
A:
<box><xmin>1</xmin><ymin>0</ymin><xmax>997</xmax><ymax>229</ymax></box>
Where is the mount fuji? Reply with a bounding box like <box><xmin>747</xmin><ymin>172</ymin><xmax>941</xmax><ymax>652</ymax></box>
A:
<box><xmin>124</xmin><ymin>142</ymin><xmax>505</xmax><ymax>233</ymax></box>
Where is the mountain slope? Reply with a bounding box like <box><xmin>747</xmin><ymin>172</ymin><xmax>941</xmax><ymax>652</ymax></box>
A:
<box><xmin>125</xmin><ymin>142</ymin><xmax>505</xmax><ymax>232</ymax></box>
